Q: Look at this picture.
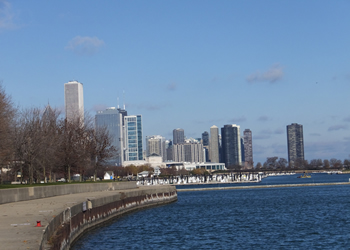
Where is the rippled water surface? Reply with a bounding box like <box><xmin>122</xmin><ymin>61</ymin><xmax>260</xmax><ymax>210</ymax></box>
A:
<box><xmin>72</xmin><ymin>174</ymin><xmax>350</xmax><ymax>249</ymax></box>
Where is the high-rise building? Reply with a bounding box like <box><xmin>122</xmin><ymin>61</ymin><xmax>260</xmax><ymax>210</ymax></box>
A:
<box><xmin>173</xmin><ymin>128</ymin><xmax>185</xmax><ymax>145</ymax></box>
<box><xmin>64</xmin><ymin>80</ymin><xmax>84</xmax><ymax>122</ymax></box>
<box><xmin>172</xmin><ymin>140</ymin><xmax>204</xmax><ymax>163</ymax></box>
<box><xmin>166</xmin><ymin>140</ymin><xmax>173</xmax><ymax>161</ymax></box>
<box><xmin>241</xmin><ymin>138</ymin><xmax>245</xmax><ymax>163</ymax></box>
<box><xmin>221</xmin><ymin>124</ymin><xmax>242</xmax><ymax>167</ymax></box>
<box><xmin>210</xmin><ymin>125</ymin><xmax>220</xmax><ymax>163</ymax></box>
<box><xmin>146</xmin><ymin>135</ymin><xmax>166</xmax><ymax>161</ymax></box>
<box><xmin>287</xmin><ymin>123</ymin><xmax>304</xmax><ymax>166</ymax></box>
<box><xmin>202</xmin><ymin>131</ymin><xmax>210</xmax><ymax>162</ymax></box>
<box><xmin>202</xmin><ymin>131</ymin><xmax>209</xmax><ymax>146</ymax></box>
<box><xmin>95</xmin><ymin>107</ymin><xmax>127</xmax><ymax>165</ymax></box>
<box><xmin>124</xmin><ymin>115</ymin><xmax>143</xmax><ymax>161</ymax></box>
<box><xmin>243</xmin><ymin>129</ymin><xmax>253</xmax><ymax>167</ymax></box>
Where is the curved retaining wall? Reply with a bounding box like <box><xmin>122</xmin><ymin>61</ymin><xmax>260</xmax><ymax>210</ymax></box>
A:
<box><xmin>0</xmin><ymin>182</ymin><xmax>136</xmax><ymax>204</ymax></box>
<box><xmin>40</xmin><ymin>186</ymin><xmax>177</xmax><ymax>250</ymax></box>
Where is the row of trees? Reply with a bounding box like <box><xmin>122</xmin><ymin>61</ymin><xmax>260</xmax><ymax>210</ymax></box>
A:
<box><xmin>255</xmin><ymin>157</ymin><xmax>349</xmax><ymax>170</ymax></box>
<box><xmin>0</xmin><ymin>84</ymin><xmax>116</xmax><ymax>184</ymax></box>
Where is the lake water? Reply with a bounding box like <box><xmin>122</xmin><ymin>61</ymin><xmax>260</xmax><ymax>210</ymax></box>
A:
<box><xmin>72</xmin><ymin>173</ymin><xmax>350</xmax><ymax>249</ymax></box>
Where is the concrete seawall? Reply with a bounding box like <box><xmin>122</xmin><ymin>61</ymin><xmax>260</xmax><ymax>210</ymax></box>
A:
<box><xmin>0</xmin><ymin>184</ymin><xmax>177</xmax><ymax>250</ymax></box>
<box><xmin>0</xmin><ymin>182</ymin><xmax>136</xmax><ymax>204</ymax></box>
<box><xmin>44</xmin><ymin>186</ymin><xmax>177</xmax><ymax>250</ymax></box>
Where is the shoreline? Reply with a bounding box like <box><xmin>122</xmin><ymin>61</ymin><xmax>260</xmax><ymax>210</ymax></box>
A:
<box><xmin>177</xmin><ymin>182</ymin><xmax>350</xmax><ymax>192</ymax></box>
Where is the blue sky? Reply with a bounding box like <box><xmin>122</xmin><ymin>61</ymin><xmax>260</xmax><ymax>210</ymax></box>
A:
<box><xmin>1</xmin><ymin>0</ymin><xmax>350</xmax><ymax>164</ymax></box>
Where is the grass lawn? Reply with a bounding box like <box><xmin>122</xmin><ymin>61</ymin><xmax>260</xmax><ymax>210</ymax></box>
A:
<box><xmin>0</xmin><ymin>180</ymin><xmax>123</xmax><ymax>189</ymax></box>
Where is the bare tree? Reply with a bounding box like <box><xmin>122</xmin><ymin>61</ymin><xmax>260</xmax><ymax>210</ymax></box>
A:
<box><xmin>38</xmin><ymin>106</ymin><xmax>61</xmax><ymax>182</ymax></box>
<box><xmin>263</xmin><ymin>157</ymin><xmax>278</xmax><ymax>169</ymax></box>
<box><xmin>87</xmin><ymin>125</ymin><xmax>117</xmax><ymax>181</ymax></box>
<box><xmin>323</xmin><ymin>159</ymin><xmax>330</xmax><ymax>169</ymax></box>
<box><xmin>255</xmin><ymin>162</ymin><xmax>262</xmax><ymax>169</ymax></box>
<box><xmin>14</xmin><ymin>108</ymin><xmax>49</xmax><ymax>184</ymax></box>
<box><xmin>55</xmin><ymin>117</ymin><xmax>86</xmax><ymax>182</ymax></box>
<box><xmin>330</xmin><ymin>158</ymin><xmax>342</xmax><ymax>169</ymax></box>
<box><xmin>0</xmin><ymin>83</ymin><xmax>16</xmax><ymax>166</ymax></box>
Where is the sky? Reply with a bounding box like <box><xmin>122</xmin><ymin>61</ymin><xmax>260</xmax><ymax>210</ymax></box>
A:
<box><xmin>1</xmin><ymin>0</ymin><xmax>350</xmax><ymax>165</ymax></box>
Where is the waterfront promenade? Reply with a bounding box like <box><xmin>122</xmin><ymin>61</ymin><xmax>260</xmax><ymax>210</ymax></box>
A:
<box><xmin>0</xmin><ymin>183</ymin><xmax>177</xmax><ymax>250</ymax></box>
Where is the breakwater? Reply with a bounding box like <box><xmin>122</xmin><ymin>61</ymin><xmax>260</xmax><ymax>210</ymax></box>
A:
<box><xmin>177</xmin><ymin>182</ymin><xmax>350</xmax><ymax>192</ymax></box>
<box><xmin>137</xmin><ymin>172</ymin><xmax>264</xmax><ymax>186</ymax></box>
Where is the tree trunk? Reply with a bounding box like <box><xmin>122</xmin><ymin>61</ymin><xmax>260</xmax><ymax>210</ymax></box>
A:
<box><xmin>29</xmin><ymin>163</ymin><xmax>33</xmax><ymax>185</ymax></box>
<box><xmin>43</xmin><ymin>166</ymin><xmax>46</xmax><ymax>183</ymax></box>
<box><xmin>68</xmin><ymin>165</ymin><xmax>71</xmax><ymax>183</ymax></box>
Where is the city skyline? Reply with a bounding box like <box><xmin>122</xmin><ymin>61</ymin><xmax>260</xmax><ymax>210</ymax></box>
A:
<box><xmin>1</xmin><ymin>1</ymin><xmax>350</xmax><ymax>164</ymax></box>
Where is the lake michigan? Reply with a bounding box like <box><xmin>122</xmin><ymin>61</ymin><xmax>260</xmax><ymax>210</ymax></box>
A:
<box><xmin>72</xmin><ymin>173</ymin><xmax>350</xmax><ymax>249</ymax></box>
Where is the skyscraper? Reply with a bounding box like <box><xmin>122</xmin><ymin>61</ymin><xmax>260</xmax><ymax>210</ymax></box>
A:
<box><xmin>124</xmin><ymin>115</ymin><xmax>143</xmax><ymax>161</ymax></box>
<box><xmin>166</xmin><ymin>140</ymin><xmax>173</xmax><ymax>161</ymax></box>
<box><xmin>243</xmin><ymin>129</ymin><xmax>253</xmax><ymax>167</ymax></box>
<box><xmin>202</xmin><ymin>131</ymin><xmax>209</xmax><ymax>146</ymax></box>
<box><xmin>202</xmin><ymin>131</ymin><xmax>210</xmax><ymax>162</ymax></box>
<box><xmin>95</xmin><ymin>107</ymin><xmax>127</xmax><ymax>165</ymax></box>
<box><xmin>210</xmin><ymin>125</ymin><xmax>220</xmax><ymax>163</ymax></box>
<box><xmin>287</xmin><ymin>123</ymin><xmax>304</xmax><ymax>166</ymax></box>
<box><xmin>172</xmin><ymin>140</ymin><xmax>204</xmax><ymax>163</ymax></box>
<box><xmin>221</xmin><ymin>124</ymin><xmax>242</xmax><ymax>167</ymax></box>
<box><xmin>64</xmin><ymin>80</ymin><xmax>84</xmax><ymax>122</ymax></box>
<box><xmin>173</xmin><ymin>128</ymin><xmax>185</xmax><ymax>145</ymax></box>
<box><xmin>146</xmin><ymin>135</ymin><xmax>166</xmax><ymax>161</ymax></box>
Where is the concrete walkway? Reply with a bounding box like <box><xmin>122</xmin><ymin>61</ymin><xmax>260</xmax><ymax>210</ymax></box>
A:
<box><xmin>0</xmin><ymin>187</ymin><xmax>142</xmax><ymax>250</ymax></box>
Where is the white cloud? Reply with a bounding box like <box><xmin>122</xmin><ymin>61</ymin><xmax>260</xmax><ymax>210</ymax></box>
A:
<box><xmin>92</xmin><ymin>104</ymin><xmax>108</xmax><ymax>112</ymax></box>
<box><xmin>257</xmin><ymin>115</ymin><xmax>271</xmax><ymax>122</ymax></box>
<box><xmin>343</xmin><ymin>116</ymin><xmax>350</xmax><ymax>122</ymax></box>
<box><xmin>65</xmin><ymin>36</ymin><xmax>105</xmax><ymax>55</ymax></box>
<box><xmin>0</xmin><ymin>1</ymin><xmax>15</xmax><ymax>30</ymax></box>
<box><xmin>310</xmin><ymin>133</ymin><xmax>321</xmax><ymax>136</ymax></box>
<box><xmin>228</xmin><ymin>116</ymin><xmax>246</xmax><ymax>123</ymax></box>
<box><xmin>247</xmin><ymin>64</ymin><xmax>284</xmax><ymax>83</ymax></box>
<box><xmin>328</xmin><ymin>124</ymin><xmax>348</xmax><ymax>131</ymax></box>
<box><xmin>166</xmin><ymin>82</ymin><xmax>177</xmax><ymax>91</ymax></box>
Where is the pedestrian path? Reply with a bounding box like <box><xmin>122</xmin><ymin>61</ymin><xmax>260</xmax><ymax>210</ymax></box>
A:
<box><xmin>0</xmin><ymin>188</ymin><xmax>140</xmax><ymax>250</ymax></box>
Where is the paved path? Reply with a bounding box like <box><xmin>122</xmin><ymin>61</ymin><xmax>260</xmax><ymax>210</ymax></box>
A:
<box><xmin>0</xmin><ymin>187</ymin><xmax>141</xmax><ymax>250</ymax></box>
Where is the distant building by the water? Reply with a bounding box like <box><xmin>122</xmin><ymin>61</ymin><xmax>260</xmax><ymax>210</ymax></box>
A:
<box><xmin>287</xmin><ymin>123</ymin><xmax>305</xmax><ymax>167</ymax></box>
<box><xmin>221</xmin><ymin>124</ymin><xmax>242</xmax><ymax>167</ymax></box>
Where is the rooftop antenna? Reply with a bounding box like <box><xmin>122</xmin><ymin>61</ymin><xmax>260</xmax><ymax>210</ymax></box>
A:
<box><xmin>123</xmin><ymin>90</ymin><xmax>125</xmax><ymax>110</ymax></box>
<box><xmin>117</xmin><ymin>97</ymin><xmax>120</xmax><ymax>109</ymax></box>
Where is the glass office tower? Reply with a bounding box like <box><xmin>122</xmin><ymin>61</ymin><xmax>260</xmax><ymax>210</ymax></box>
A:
<box><xmin>221</xmin><ymin>124</ymin><xmax>242</xmax><ymax>167</ymax></box>
<box><xmin>95</xmin><ymin>107</ymin><xmax>127</xmax><ymax>165</ymax></box>
<box><xmin>124</xmin><ymin>115</ymin><xmax>143</xmax><ymax>161</ymax></box>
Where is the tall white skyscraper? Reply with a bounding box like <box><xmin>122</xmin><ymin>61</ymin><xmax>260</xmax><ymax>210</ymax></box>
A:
<box><xmin>210</xmin><ymin>125</ymin><xmax>220</xmax><ymax>163</ymax></box>
<box><xmin>64</xmin><ymin>80</ymin><xmax>84</xmax><ymax>122</ymax></box>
